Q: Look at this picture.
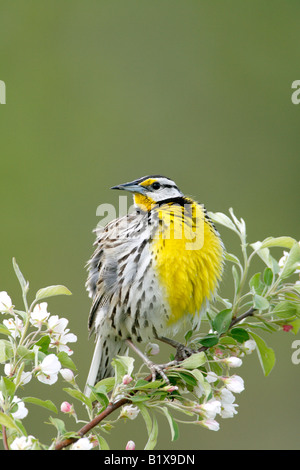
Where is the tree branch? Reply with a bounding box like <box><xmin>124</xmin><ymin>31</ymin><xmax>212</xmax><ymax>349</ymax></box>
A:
<box><xmin>55</xmin><ymin>305</ymin><xmax>256</xmax><ymax>450</ymax></box>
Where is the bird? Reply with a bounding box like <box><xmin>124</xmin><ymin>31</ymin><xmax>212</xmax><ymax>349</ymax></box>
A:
<box><xmin>84</xmin><ymin>175</ymin><xmax>224</xmax><ymax>395</ymax></box>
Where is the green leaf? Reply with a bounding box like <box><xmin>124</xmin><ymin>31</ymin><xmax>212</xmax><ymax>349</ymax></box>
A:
<box><xmin>144</xmin><ymin>414</ymin><xmax>158</xmax><ymax>450</ymax></box>
<box><xmin>259</xmin><ymin>236</ymin><xmax>296</xmax><ymax>249</ymax></box>
<box><xmin>250</xmin><ymin>332</ymin><xmax>276</xmax><ymax>376</ymax></box>
<box><xmin>198</xmin><ymin>334</ymin><xmax>219</xmax><ymax>348</ymax></box>
<box><xmin>58</xmin><ymin>351</ymin><xmax>77</xmax><ymax>371</ymax></box>
<box><xmin>249</xmin><ymin>272</ymin><xmax>264</xmax><ymax>295</ymax></box>
<box><xmin>177</xmin><ymin>371</ymin><xmax>198</xmax><ymax>387</ymax></box>
<box><xmin>253</xmin><ymin>294</ymin><xmax>269</xmax><ymax>311</ymax></box>
<box><xmin>212</xmin><ymin>309</ymin><xmax>232</xmax><ymax>335</ymax></box>
<box><xmin>179</xmin><ymin>352</ymin><xmax>206</xmax><ymax>370</ymax></box>
<box><xmin>12</xmin><ymin>258</ymin><xmax>28</xmax><ymax>293</ymax></box>
<box><xmin>224</xmin><ymin>251</ymin><xmax>242</xmax><ymax>267</ymax></box>
<box><xmin>263</xmin><ymin>267</ymin><xmax>273</xmax><ymax>286</ymax></box>
<box><xmin>250</xmin><ymin>244</ymin><xmax>279</xmax><ymax>273</ymax></box>
<box><xmin>87</xmin><ymin>385</ymin><xmax>109</xmax><ymax>409</ymax></box>
<box><xmin>134</xmin><ymin>380</ymin><xmax>163</xmax><ymax>390</ymax></box>
<box><xmin>273</xmin><ymin>301</ymin><xmax>300</xmax><ymax>319</ymax></box>
<box><xmin>0</xmin><ymin>324</ymin><xmax>11</xmax><ymax>336</ymax></box>
<box><xmin>139</xmin><ymin>404</ymin><xmax>152</xmax><ymax>437</ymax></box>
<box><xmin>184</xmin><ymin>330</ymin><xmax>193</xmax><ymax>343</ymax></box>
<box><xmin>35</xmin><ymin>285</ymin><xmax>72</xmax><ymax>301</ymax></box>
<box><xmin>97</xmin><ymin>434</ymin><xmax>110</xmax><ymax>450</ymax></box>
<box><xmin>0</xmin><ymin>376</ymin><xmax>16</xmax><ymax>398</ymax></box>
<box><xmin>232</xmin><ymin>265</ymin><xmax>240</xmax><ymax>294</ymax></box>
<box><xmin>280</xmin><ymin>243</ymin><xmax>300</xmax><ymax>280</ymax></box>
<box><xmin>208</xmin><ymin>211</ymin><xmax>238</xmax><ymax>233</ymax></box>
<box><xmin>94</xmin><ymin>377</ymin><xmax>115</xmax><ymax>393</ymax></box>
<box><xmin>23</xmin><ymin>397</ymin><xmax>58</xmax><ymax>414</ymax></box>
<box><xmin>0</xmin><ymin>339</ymin><xmax>14</xmax><ymax>363</ymax></box>
<box><xmin>35</xmin><ymin>336</ymin><xmax>51</xmax><ymax>354</ymax></box>
<box><xmin>112</xmin><ymin>356</ymin><xmax>135</xmax><ymax>385</ymax></box>
<box><xmin>0</xmin><ymin>411</ymin><xmax>21</xmax><ymax>432</ymax></box>
<box><xmin>161</xmin><ymin>407</ymin><xmax>179</xmax><ymax>441</ymax></box>
<box><xmin>17</xmin><ymin>346</ymin><xmax>35</xmax><ymax>361</ymax></box>
<box><xmin>63</xmin><ymin>388</ymin><xmax>92</xmax><ymax>410</ymax></box>
<box><xmin>230</xmin><ymin>327</ymin><xmax>250</xmax><ymax>343</ymax></box>
<box><xmin>47</xmin><ymin>416</ymin><xmax>66</xmax><ymax>436</ymax></box>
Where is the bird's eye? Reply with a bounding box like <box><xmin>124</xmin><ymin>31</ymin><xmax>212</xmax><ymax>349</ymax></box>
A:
<box><xmin>152</xmin><ymin>182</ymin><xmax>161</xmax><ymax>190</ymax></box>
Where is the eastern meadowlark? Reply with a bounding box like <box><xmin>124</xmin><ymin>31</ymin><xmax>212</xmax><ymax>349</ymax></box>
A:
<box><xmin>85</xmin><ymin>175</ymin><xmax>223</xmax><ymax>394</ymax></box>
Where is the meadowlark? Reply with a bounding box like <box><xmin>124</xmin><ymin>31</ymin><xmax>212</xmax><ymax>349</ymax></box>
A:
<box><xmin>85</xmin><ymin>175</ymin><xmax>224</xmax><ymax>394</ymax></box>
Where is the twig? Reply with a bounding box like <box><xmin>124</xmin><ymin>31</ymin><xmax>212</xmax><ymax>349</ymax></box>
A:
<box><xmin>54</xmin><ymin>397</ymin><xmax>129</xmax><ymax>450</ymax></box>
<box><xmin>2</xmin><ymin>425</ymin><xmax>9</xmax><ymax>450</ymax></box>
<box><xmin>55</xmin><ymin>305</ymin><xmax>256</xmax><ymax>450</ymax></box>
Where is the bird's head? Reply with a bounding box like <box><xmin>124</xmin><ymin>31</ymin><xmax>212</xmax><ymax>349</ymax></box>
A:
<box><xmin>111</xmin><ymin>175</ymin><xmax>183</xmax><ymax>211</ymax></box>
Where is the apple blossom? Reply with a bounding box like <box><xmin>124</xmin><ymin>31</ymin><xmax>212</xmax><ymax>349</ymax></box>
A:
<box><xmin>200</xmin><ymin>418</ymin><xmax>220</xmax><ymax>431</ymax></box>
<box><xmin>10</xmin><ymin>435</ymin><xmax>35</xmax><ymax>450</ymax></box>
<box><xmin>37</xmin><ymin>354</ymin><xmax>61</xmax><ymax>385</ymax></box>
<box><xmin>71</xmin><ymin>437</ymin><xmax>93</xmax><ymax>450</ymax></box>
<box><xmin>198</xmin><ymin>400</ymin><xmax>221</xmax><ymax>419</ymax></box>
<box><xmin>3</xmin><ymin>317</ymin><xmax>23</xmax><ymax>338</ymax></box>
<box><xmin>30</xmin><ymin>302</ymin><xmax>50</xmax><ymax>327</ymax></box>
<box><xmin>223</xmin><ymin>375</ymin><xmax>245</xmax><ymax>393</ymax></box>
<box><xmin>47</xmin><ymin>315</ymin><xmax>77</xmax><ymax>355</ymax></box>
<box><xmin>120</xmin><ymin>405</ymin><xmax>140</xmax><ymax>420</ymax></box>
<box><xmin>222</xmin><ymin>356</ymin><xmax>243</xmax><ymax>368</ymax></box>
<box><xmin>0</xmin><ymin>291</ymin><xmax>12</xmax><ymax>312</ymax></box>
<box><xmin>11</xmin><ymin>397</ymin><xmax>29</xmax><ymax>420</ymax></box>
<box><xmin>60</xmin><ymin>368</ymin><xmax>75</xmax><ymax>382</ymax></box>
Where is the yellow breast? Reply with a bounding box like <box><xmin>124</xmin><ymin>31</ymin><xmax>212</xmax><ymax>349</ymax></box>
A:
<box><xmin>151</xmin><ymin>199</ymin><xmax>223</xmax><ymax>325</ymax></box>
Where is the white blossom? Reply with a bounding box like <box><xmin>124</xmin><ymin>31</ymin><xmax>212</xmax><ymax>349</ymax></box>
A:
<box><xmin>223</xmin><ymin>375</ymin><xmax>245</xmax><ymax>393</ymax></box>
<box><xmin>242</xmin><ymin>339</ymin><xmax>256</xmax><ymax>355</ymax></box>
<box><xmin>60</xmin><ymin>368</ymin><xmax>75</xmax><ymax>382</ymax></box>
<box><xmin>71</xmin><ymin>437</ymin><xmax>93</xmax><ymax>450</ymax></box>
<box><xmin>219</xmin><ymin>387</ymin><xmax>235</xmax><ymax>404</ymax></box>
<box><xmin>10</xmin><ymin>435</ymin><xmax>35</xmax><ymax>450</ymax></box>
<box><xmin>37</xmin><ymin>354</ymin><xmax>61</xmax><ymax>384</ymax></box>
<box><xmin>30</xmin><ymin>302</ymin><xmax>50</xmax><ymax>327</ymax></box>
<box><xmin>223</xmin><ymin>356</ymin><xmax>243</xmax><ymax>368</ymax></box>
<box><xmin>11</xmin><ymin>397</ymin><xmax>29</xmax><ymax>420</ymax></box>
<box><xmin>206</xmin><ymin>371</ymin><xmax>219</xmax><ymax>383</ymax></box>
<box><xmin>120</xmin><ymin>404</ymin><xmax>140</xmax><ymax>420</ymax></box>
<box><xmin>3</xmin><ymin>317</ymin><xmax>23</xmax><ymax>339</ymax></box>
<box><xmin>0</xmin><ymin>291</ymin><xmax>12</xmax><ymax>313</ymax></box>
<box><xmin>220</xmin><ymin>402</ymin><xmax>239</xmax><ymax>418</ymax></box>
<box><xmin>47</xmin><ymin>315</ymin><xmax>77</xmax><ymax>356</ymax></box>
<box><xmin>145</xmin><ymin>342</ymin><xmax>160</xmax><ymax>356</ymax></box>
<box><xmin>200</xmin><ymin>418</ymin><xmax>220</xmax><ymax>431</ymax></box>
<box><xmin>198</xmin><ymin>400</ymin><xmax>221</xmax><ymax>419</ymax></box>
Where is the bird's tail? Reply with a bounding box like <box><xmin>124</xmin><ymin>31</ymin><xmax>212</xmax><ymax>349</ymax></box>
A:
<box><xmin>84</xmin><ymin>334</ymin><xmax>127</xmax><ymax>397</ymax></box>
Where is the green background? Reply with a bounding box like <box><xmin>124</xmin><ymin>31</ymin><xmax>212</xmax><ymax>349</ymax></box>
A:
<box><xmin>0</xmin><ymin>1</ymin><xmax>299</xmax><ymax>450</ymax></box>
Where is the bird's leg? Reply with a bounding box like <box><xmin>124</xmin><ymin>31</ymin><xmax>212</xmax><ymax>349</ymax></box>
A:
<box><xmin>126</xmin><ymin>339</ymin><xmax>173</xmax><ymax>383</ymax></box>
<box><xmin>157</xmin><ymin>336</ymin><xmax>196</xmax><ymax>361</ymax></box>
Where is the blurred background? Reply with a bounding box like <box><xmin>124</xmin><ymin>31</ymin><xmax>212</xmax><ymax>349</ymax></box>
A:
<box><xmin>0</xmin><ymin>0</ymin><xmax>299</xmax><ymax>450</ymax></box>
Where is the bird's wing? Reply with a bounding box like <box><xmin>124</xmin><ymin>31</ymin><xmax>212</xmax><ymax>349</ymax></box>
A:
<box><xmin>86</xmin><ymin>212</ymin><xmax>144</xmax><ymax>334</ymax></box>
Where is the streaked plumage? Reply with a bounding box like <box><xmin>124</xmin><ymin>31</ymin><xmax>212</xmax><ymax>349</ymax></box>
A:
<box><xmin>85</xmin><ymin>176</ymin><xmax>223</xmax><ymax>393</ymax></box>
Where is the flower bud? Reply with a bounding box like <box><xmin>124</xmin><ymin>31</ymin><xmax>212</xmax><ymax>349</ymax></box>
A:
<box><xmin>122</xmin><ymin>374</ymin><xmax>133</xmax><ymax>385</ymax></box>
<box><xmin>125</xmin><ymin>440</ymin><xmax>136</xmax><ymax>450</ymax></box>
<box><xmin>60</xmin><ymin>401</ymin><xmax>73</xmax><ymax>413</ymax></box>
<box><xmin>60</xmin><ymin>368</ymin><xmax>75</xmax><ymax>382</ymax></box>
<box><xmin>145</xmin><ymin>342</ymin><xmax>160</xmax><ymax>356</ymax></box>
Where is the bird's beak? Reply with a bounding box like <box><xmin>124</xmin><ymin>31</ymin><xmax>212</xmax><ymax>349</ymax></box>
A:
<box><xmin>111</xmin><ymin>180</ymin><xmax>146</xmax><ymax>194</ymax></box>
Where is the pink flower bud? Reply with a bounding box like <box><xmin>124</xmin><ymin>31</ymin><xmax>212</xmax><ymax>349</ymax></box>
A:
<box><xmin>60</xmin><ymin>401</ymin><xmax>73</xmax><ymax>413</ymax></box>
<box><xmin>122</xmin><ymin>374</ymin><xmax>133</xmax><ymax>385</ymax></box>
<box><xmin>125</xmin><ymin>440</ymin><xmax>136</xmax><ymax>450</ymax></box>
